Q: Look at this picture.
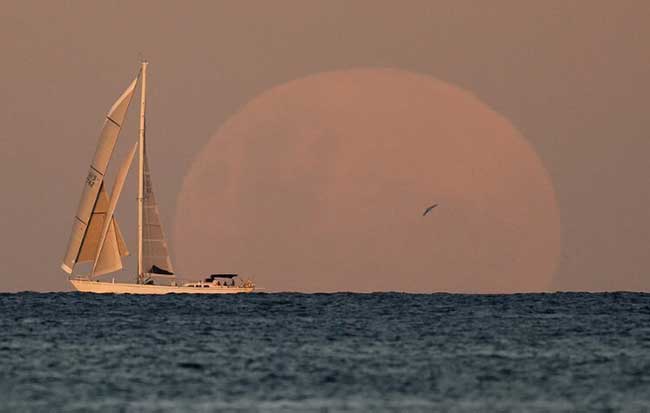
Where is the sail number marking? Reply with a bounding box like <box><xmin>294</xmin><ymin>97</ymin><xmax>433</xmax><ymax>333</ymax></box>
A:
<box><xmin>86</xmin><ymin>171</ymin><xmax>98</xmax><ymax>187</ymax></box>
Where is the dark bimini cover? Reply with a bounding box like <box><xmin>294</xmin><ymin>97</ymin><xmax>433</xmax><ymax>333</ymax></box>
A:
<box><xmin>150</xmin><ymin>265</ymin><xmax>174</xmax><ymax>275</ymax></box>
<box><xmin>208</xmin><ymin>274</ymin><xmax>238</xmax><ymax>279</ymax></box>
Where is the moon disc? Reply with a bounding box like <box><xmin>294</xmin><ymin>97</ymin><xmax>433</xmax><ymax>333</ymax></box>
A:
<box><xmin>174</xmin><ymin>69</ymin><xmax>560</xmax><ymax>293</ymax></box>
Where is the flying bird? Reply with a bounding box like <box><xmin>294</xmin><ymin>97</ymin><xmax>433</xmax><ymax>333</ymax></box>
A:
<box><xmin>423</xmin><ymin>204</ymin><xmax>438</xmax><ymax>216</ymax></box>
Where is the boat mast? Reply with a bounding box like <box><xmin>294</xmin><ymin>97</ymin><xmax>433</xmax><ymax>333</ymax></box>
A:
<box><xmin>137</xmin><ymin>61</ymin><xmax>147</xmax><ymax>282</ymax></box>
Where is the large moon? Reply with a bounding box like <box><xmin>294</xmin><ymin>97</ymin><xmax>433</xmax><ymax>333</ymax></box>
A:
<box><xmin>174</xmin><ymin>69</ymin><xmax>560</xmax><ymax>293</ymax></box>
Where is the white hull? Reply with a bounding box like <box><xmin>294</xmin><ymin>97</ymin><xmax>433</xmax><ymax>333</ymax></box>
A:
<box><xmin>70</xmin><ymin>279</ymin><xmax>254</xmax><ymax>295</ymax></box>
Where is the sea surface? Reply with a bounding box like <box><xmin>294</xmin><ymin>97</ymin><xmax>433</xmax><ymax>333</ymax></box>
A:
<box><xmin>1</xmin><ymin>292</ymin><xmax>650</xmax><ymax>412</ymax></box>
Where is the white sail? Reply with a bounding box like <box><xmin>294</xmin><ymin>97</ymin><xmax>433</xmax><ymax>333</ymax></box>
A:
<box><xmin>142</xmin><ymin>150</ymin><xmax>175</xmax><ymax>274</ymax></box>
<box><xmin>61</xmin><ymin>77</ymin><xmax>138</xmax><ymax>274</ymax></box>
<box><xmin>76</xmin><ymin>183</ymin><xmax>128</xmax><ymax>263</ymax></box>
<box><xmin>92</xmin><ymin>143</ymin><xmax>138</xmax><ymax>276</ymax></box>
<box><xmin>91</xmin><ymin>216</ymin><xmax>124</xmax><ymax>276</ymax></box>
<box><xmin>63</xmin><ymin>62</ymin><xmax>256</xmax><ymax>294</ymax></box>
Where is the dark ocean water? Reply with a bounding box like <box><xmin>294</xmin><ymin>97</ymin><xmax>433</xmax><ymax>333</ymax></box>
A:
<box><xmin>1</xmin><ymin>292</ymin><xmax>650</xmax><ymax>412</ymax></box>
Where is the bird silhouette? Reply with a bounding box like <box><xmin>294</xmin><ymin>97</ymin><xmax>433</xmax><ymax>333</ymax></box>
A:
<box><xmin>423</xmin><ymin>204</ymin><xmax>438</xmax><ymax>216</ymax></box>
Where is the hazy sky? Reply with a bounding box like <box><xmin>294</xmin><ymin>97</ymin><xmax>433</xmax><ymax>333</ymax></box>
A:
<box><xmin>1</xmin><ymin>1</ymin><xmax>649</xmax><ymax>292</ymax></box>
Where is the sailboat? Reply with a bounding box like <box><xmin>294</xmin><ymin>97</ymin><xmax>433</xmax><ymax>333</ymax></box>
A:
<box><xmin>61</xmin><ymin>62</ymin><xmax>255</xmax><ymax>294</ymax></box>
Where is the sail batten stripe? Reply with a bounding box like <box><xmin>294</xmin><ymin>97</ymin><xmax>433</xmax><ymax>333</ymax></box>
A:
<box><xmin>89</xmin><ymin>165</ymin><xmax>104</xmax><ymax>176</ymax></box>
<box><xmin>74</xmin><ymin>212</ymin><xmax>108</xmax><ymax>226</ymax></box>
<box><xmin>106</xmin><ymin>116</ymin><xmax>121</xmax><ymax>127</ymax></box>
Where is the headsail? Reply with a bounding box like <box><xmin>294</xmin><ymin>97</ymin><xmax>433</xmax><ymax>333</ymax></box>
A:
<box><xmin>76</xmin><ymin>183</ymin><xmax>128</xmax><ymax>263</ymax></box>
<box><xmin>92</xmin><ymin>143</ymin><xmax>138</xmax><ymax>276</ymax></box>
<box><xmin>142</xmin><ymin>150</ymin><xmax>175</xmax><ymax>275</ymax></box>
<box><xmin>88</xmin><ymin>210</ymin><xmax>125</xmax><ymax>276</ymax></box>
<box><xmin>61</xmin><ymin>77</ymin><xmax>138</xmax><ymax>274</ymax></box>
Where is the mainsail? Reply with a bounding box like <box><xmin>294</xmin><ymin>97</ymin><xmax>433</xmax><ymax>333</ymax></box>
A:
<box><xmin>142</xmin><ymin>150</ymin><xmax>175</xmax><ymax>274</ymax></box>
<box><xmin>61</xmin><ymin>77</ymin><xmax>138</xmax><ymax>274</ymax></box>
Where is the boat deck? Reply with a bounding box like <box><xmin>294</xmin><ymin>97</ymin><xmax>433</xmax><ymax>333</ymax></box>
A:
<box><xmin>70</xmin><ymin>279</ymin><xmax>254</xmax><ymax>294</ymax></box>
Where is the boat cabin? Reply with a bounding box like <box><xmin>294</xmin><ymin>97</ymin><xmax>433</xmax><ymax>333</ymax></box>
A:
<box><xmin>182</xmin><ymin>274</ymin><xmax>246</xmax><ymax>288</ymax></box>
